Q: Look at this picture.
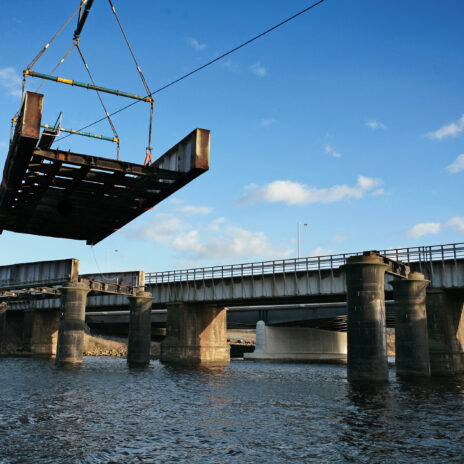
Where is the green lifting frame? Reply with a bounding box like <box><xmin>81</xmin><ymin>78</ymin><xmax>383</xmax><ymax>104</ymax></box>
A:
<box><xmin>41</xmin><ymin>124</ymin><xmax>119</xmax><ymax>144</ymax></box>
<box><xmin>24</xmin><ymin>70</ymin><xmax>153</xmax><ymax>103</ymax></box>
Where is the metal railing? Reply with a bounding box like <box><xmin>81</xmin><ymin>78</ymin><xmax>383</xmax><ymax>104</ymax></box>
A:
<box><xmin>145</xmin><ymin>242</ymin><xmax>464</xmax><ymax>285</ymax></box>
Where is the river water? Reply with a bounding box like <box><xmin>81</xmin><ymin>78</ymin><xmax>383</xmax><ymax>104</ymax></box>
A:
<box><xmin>1</xmin><ymin>357</ymin><xmax>463</xmax><ymax>463</ymax></box>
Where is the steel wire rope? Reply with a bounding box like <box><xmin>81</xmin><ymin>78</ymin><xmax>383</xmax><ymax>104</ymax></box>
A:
<box><xmin>35</xmin><ymin>43</ymin><xmax>77</xmax><ymax>92</ymax></box>
<box><xmin>75</xmin><ymin>43</ymin><xmax>121</xmax><ymax>159</ymax></box>
<box><xmin>26</xmin><ymin>0</ymin><xmax>86</xmax><ymax>71</ymax></box>
<box><xmin>107</xmin><ymin>0</ymin><xmax>154</xmax><ymax>153</ymax></box>
<box><xmin>55</xmin><ymin>0</ymin><xmax>326</xmax><ymax>143</ymax></box>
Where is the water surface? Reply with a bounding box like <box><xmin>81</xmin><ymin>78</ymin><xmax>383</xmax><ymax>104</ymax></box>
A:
<box><xmin>1</xmin><ymin>357</ymin><xmax>463</xmax><ymax>463</ymax></box>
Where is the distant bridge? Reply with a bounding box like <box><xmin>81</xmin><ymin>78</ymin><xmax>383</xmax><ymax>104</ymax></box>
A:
<box><xmin>146</xmin><ymin>243</ymin><xmax>464</xmax><ymax>307</ymax></box>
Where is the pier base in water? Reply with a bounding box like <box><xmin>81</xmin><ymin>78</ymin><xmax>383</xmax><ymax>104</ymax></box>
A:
<box><xmin>56</xmin><ymin>285</ymin><xmax>89</xmax><ymax>364</ymax></box>
<box><xmin>161</xmin><ymin>303</ymin><xmax>230</xmax><ymax>364</ymax></box>
<box><xmin>427</xmin><ymin>289</ymin><xmax>464</xmax><ymax>375</ymax></box>
<box><xmin>343</xmin><ymin>253</ymin><xmax>389</xmax><ymax>382</ymax></box>
<box><xmin>30</xmin><ymin>309</ymin><xmax>59</xmax><ymax>358</ymax></box>
<box><xmin>392</xmin><ymin>273</ymin><xmax>431</xmax><ymax>376</ymax></box>
<box><xmin>127</xmin><ymin>291</ymin><xmax>153</xmax><ymax>367</ymax></box>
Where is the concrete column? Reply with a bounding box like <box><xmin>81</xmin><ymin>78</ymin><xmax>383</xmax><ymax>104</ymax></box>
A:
<box><xmin>343</xmin><ymin>252</ymin><xmax>389</xmax><ymax>382</ymax></box>
<box><xmin>127</xmin><ymin>291</ymin><xmax>154</xmax><ymax>367</ymax></box>
<box><xmin>30</xmin><ymin>310</ymin><xmax>59</xmax><ymax>357</ymax></box>
<box><xmin>391</xmin><ymin>273</ymin><xmax>430</xmax><ymax>376</ymax></box>
<box><xmin>22</xmin><ymin>310</ymin><xmax>35</xmax><ymax>352</ymax></box>
<box><xmin>161</xmin><ymin>303</ymin><xmax>230</xmax><ymax>364</ymax></box>
<box><xmin>0</xmin><ymin>303</ymin><xmax>7</xmax><ymax>351</ymax></box>
<box><xmin>426</xmin><ymin>289</ymin><xmax>464</xmax><ymax>375</ymax></box>
<box><xmin>56</xmin><ymin>284</ymin><xmax>89</xmax><ymax>364</ymax></box>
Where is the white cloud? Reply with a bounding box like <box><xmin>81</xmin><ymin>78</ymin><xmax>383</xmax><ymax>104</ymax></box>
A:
<box><xmin>187</xmin><ymin>38</ymin><xmax>206</xmax><ymax>51</ymax></box>
<box><xmin>371</xmin><ymin>188</ymin><xmax>385</xmax><ymax>196</ymax></box>
<box><xmin>261</xmin><ymin>118</ymin><xmax>276</xmax><ymax>128</ymax></box>
<box><xmin>426</xmin><ymin>115</ymin><xmax>464</xmax><ymax>140</ymax></box>
<box><xmin>446</xmin><ymin>154</ymin><xmax>464</xmax><ymax>174</ymax></box>
<box><xmin>309</xmin><ymin>247</ymin><xmax>334</xmax><ymax>257</ymax></box>
<box><xmin>250</xmin><ymin>61</ymin><xmax>268</xmax><ymax>77</ymax></box>
<box><xmin>173</xmin><ymin>226</ymin><xmax>291</xmax><ymax>260</ymax></box>
<box><xmin>0</xmin><ymin>67</ymin><xmax>22</xmax><ymax>97</ymax></box>
<box><xmin>332</xmin><ymin>235</ymin><xmax>346</xmax><ymax>244</ymax></box>
<box><xmin>365</xmin><ymin>120</ymin><xmax>386</xmax><ymax>130</ymax></box>
<box><xmin>127</xmin><ymin>213</ymin><xmax>187</xmax><ymax>242</ymax></box>
<box><xmin>324</xmin><ymin>144</ymin><xmax>343</xmax><ymax>158</ymax></box>
<box><xmin>241</xmin><ymin>175</ymin><xmax>383</xmax><ymax>206</ymax></box>
<box><xmin>127</xmin><ymin>213</ymin><xmax>291</xmax><ymax>262</ymax></box>
<box><xmin>207</xmin><ymin>217</ymin><xmax>228</xmax><ymax>231</ymax></box>
<box><xmin>178</xmin><ymin>205</ymin><xmax>213</xmax><ymax>216</ymax></box>
<box><xmin>447</xmin><ymin>217</ymin><xmax>464</xmax><ymax>234</ymax></box>
<box><xmin>406</xmin><ymin>222</ymin><xmax>441</xmax><ymax>238</ymax></box>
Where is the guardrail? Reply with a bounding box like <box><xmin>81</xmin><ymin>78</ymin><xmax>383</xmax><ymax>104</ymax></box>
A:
<box><xmin>145</xmin><ymin>242</ymin><xmax>464</xmax><ymax>284</ymax></box>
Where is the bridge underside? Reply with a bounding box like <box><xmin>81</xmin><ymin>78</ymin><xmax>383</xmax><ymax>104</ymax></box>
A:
<box><xmin>0</xmin><ymin>92</ymin><xmax>210</xmax><ymax>245</ymax></box>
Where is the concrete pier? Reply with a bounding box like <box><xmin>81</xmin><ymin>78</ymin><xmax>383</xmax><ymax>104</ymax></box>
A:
<box><xmin>343</xmin><ymin>253</ymin><xmax>389</xmax><ymax>382</ymax></box>
<box><xmin>30</xmin><ymin>310</ymin><xmax>59</xmax><ymax>357</ymax></box>
<box><xmin>55</xmin><ymin>284</ymin><xmax>89</xmax><ymax>364</ymax></box>
<box><xmin>127</xmin><ymin>291</ymin><xmax>154</xmax><ymax>367</ymax></box>
<box><xmin>392</xmin><ymin>273</ymin><xmax>430</xmax><ymax>376</ymax></box>
<box><xmin>161</xmin><ymin>303</ymin><xmax>230</xmax><ymax>364</ymax></box>
<box><xmin>244</xmin><ymin>321</ymin><xmax>347</xmax><ymax>362</ymax></box>
<box><xmin>426</xmin><ymin>289</ymin><xmax>464</xmax><ymax>375</ymax></box>
<box><xmin>22</xmin><ymin>310</ymin><xmax>35</xmax><ymax>352</ymax></box>
<box><xmin>0</xmin><ymin>303</ymin><xmax>6</xmax><ymax>350</ymax></box>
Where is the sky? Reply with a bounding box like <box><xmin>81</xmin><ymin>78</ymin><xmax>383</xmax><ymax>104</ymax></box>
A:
<box><xmin>0</xmin><ymin>0</ymin><xmax>463</xmax><ymax>274</ymax></box>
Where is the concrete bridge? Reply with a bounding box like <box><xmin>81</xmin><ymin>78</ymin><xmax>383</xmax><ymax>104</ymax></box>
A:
<box><xmin>1</xmin><ymin>242</ymin><xmax>464</xmax><ymax>382</ymax></box>
<box><xmin>146</xmin><ymin>243</ymin><xmax>464</xmax><ymax>306</ymax></box>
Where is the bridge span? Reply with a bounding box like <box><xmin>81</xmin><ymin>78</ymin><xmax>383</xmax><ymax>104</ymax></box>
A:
<box><xmin>146</xmin><ymin>243</ymin><xmax>464</xmax><ymax>306</ymax></box>
<box><xmin>1</xmin><ymin>242</ymin><xmax>464</xmax><ymax>381</ymax></box>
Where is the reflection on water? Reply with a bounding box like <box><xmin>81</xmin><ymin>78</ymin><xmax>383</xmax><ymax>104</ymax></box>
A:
<box><xmin>1</xmin><ymin>357</ymin><xmax>463</xmax><ymax>463</ymax></box>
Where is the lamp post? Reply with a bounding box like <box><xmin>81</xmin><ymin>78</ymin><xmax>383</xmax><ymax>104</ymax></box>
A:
<box><xmin>297</xmin><ymin>222</ymin><xmax>308</xmax><ymax>259</ymax></box>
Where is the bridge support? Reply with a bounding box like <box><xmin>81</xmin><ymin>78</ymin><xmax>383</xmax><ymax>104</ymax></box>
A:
<box><xmin>161</xmin><ymin>303</ymin><xmax>230</xmax><ymax>364</ymax></box>
<box><xmin>127</xmin><ymin>291</ymin><xmax>154</xmax><ymax>367</ymax></box>
<box><xmin>56</xmin><ymin>284</ymin><xmax>89</xmax><ymax>364</ymax></box>
<box><xmin>391</xmin><ymin>273</ymin><xmax>430</xmax><ymax>376</ymax></box>
<box><xmin>29</xmin><ymin>310</ymin><xmax>59</xmax><ymax>357</ymax></box>
<box><xmin>343</xmin><ymin>253</ymin><xmax>389</xmax><ymax>382</ymax></box>
<box><xmin>0</xmin><ymin>303</ymin><xmax>6</xmax><ymax>350</ymax></box>
<box><xmin>426</xmin><ymin>289</ymin><xmax>464</xmax><ymax>375</ymax></box>
<box><xmin>244</xmin><ymin>321</ymin><xmax>347</xmax><ymax>362</ymax></box>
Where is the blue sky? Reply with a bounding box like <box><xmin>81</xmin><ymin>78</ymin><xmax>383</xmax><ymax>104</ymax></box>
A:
<box><xmin>0</xmin><ymin>0</ymin><xmax>463</xmax><ymax>273</ymax></box>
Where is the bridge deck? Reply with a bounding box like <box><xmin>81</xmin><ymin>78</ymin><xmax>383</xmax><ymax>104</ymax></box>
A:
<box><xmin>0</xmin><ymin>92</ymin><xmax>210</xmax><ymax>245</ymax></box>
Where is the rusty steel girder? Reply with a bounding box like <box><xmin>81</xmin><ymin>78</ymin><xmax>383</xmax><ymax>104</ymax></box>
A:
<box><xmin>0</xmin><ymin>92</ymin><xmax>210</xmax><ymax>245</ymax></box>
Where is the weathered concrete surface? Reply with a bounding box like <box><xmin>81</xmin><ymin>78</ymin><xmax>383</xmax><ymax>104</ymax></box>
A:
<box><xmin>147</xmin><ymin>258</ymin><xmax>464</xmax><ymax>307</ymax></box>
<box><xmin>30</xmin><ymin>310</ymin><xmax>59</xmax><ymax>357</ymax></box>
<box><xmin>161</xmin><ymin>303</ymin><xmax>230</xmax><ymax>364</ymax></box>
<box><xmin>56</xmin><ymin>284</ymin><xmax>89</xmax><ymax>364</ymax></box>
<box><xmin>426</xmin><ymin>289</ymin><xmax>464</xmax><ymax>375</ymax></box>
<box><xmin>392</xmin><ymin>273</ymin><xmax>430</xmax><ymax>376</ymax></box>
<box><xmin>244</xmin><ymin>321</ymin><xmax>346</xmax><ymax>362</ymax></box>
<box><xmin>127</xmin><ymin>291</ymin><xmax>154</xmax><ymax>366</ymax></box>
<box><xmin>0</xmin><ymin>303</ymin><xmax>6</xmax><ymax>350</ymax></box>
<box><xmin>343</xmin><ymin>253</ymin><xmax>389</xmax><ymax>382</ymax></box>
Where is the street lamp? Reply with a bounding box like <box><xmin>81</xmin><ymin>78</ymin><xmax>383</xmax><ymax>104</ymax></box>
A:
<box><xmin>297</xmin><ymin>222</ymin><xmax>308</xmax><ymax>259</ymax></box>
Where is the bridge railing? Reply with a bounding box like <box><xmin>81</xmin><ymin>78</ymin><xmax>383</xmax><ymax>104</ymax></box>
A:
<box><xmin>145</xmin><ymin>242</ymin><xmax>464</xmax><ymax>284</ymax></box>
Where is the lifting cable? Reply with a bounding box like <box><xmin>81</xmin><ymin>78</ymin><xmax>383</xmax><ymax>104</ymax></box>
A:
<box><xmin>107</xmin><ymin>0</ymin><xmax>154</xmax><ymax>164</ymax></box>
<box><xmin>55</xmin><ymin>0</ymin><xmax>326</xmax><ymax>146</ymax></box>
<box><xmin>35</xmin><ymin>42</ymin><xmax>76</xmax><ymax>92</ymax></box>
<box><xmin>26</xmin><ymin>1</ymin><xmax>85</xmax><ymax>72</ymax></box>
<box><xmin>75</xmin><ymin>43</ymin><xmax>121</xmax><ymax>159</ymax></box>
